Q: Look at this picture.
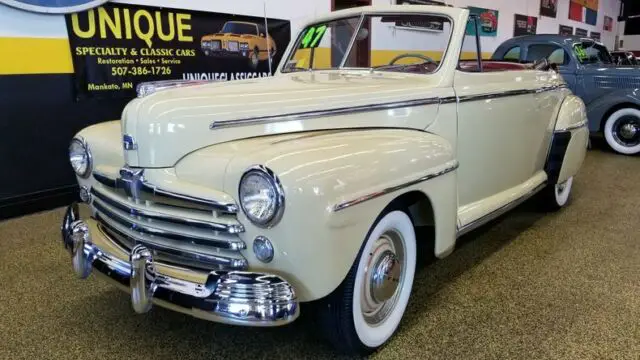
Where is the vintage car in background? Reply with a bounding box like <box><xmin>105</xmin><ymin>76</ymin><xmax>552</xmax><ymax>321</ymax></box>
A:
<box><xmin>200</xmin><ymin>21</ymin><xmax>276</xmax><ymax>69</ymax></box>
<box><xmin>493</xmin><ymin>34</ymin><xmax>640</xmax><ymax>155</ymax></box>
<box><xmin>62</xmin><ymin>5</ymin><xmax>588</xmax><ymax>356</ymax></box>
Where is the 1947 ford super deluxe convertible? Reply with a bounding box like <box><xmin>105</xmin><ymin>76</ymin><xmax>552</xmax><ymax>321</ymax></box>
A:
<box><xmin>61</xmin><ymin>5</ymin><xmax>589</xmax><ymax>355</ymax></box>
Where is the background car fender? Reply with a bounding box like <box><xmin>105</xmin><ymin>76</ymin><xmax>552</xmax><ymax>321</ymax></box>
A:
<box><xmin>582</xmin><ymin>89</ymin><xmax>640</xmax><ymax>132</ymax></box>
<box><xmin>216</xmin><ymin>128</ymin><xmax>457</xmax><ymax>302</ymax></box>
<box><xmin>552</xmin><ymin>94</ymin><xmax>589</xmax><ymax>184</ymax></box>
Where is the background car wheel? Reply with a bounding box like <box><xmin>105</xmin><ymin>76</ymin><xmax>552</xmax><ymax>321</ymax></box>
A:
<box><xmin>316</xmin><ymin>210</ymin><xmax>416</xmax><ymax>355</ymax></box>
<box><xmin>249</xmin><ymin>47</ymin><xmax>260</xmax><ymax>69</ymax></box>
<box><xmin>539</xmin><ymin>176</ymin><xmax>574</xmax><ymax>211</ymax></box>
<box><xmin>603</xmin><ymin>108</ymin><xmax>640</xmax><ymax>155</ymax></box>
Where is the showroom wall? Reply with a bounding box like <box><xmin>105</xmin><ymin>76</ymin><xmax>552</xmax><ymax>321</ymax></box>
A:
<box><xmin>378</xmin><ymin>0</ymin><xmax>622</xmax><ymax>50</ymax></box>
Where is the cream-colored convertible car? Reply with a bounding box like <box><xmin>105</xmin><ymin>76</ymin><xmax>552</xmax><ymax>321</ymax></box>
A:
<box><xmin>62</xmin><ymin>4</ymin><xmax>588</xmax><ymax>355</ymax></box>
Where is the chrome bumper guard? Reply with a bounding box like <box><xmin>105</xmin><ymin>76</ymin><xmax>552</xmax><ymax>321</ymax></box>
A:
<box><xmin>61</xmin><ymin>203</ymin><xmax>299</xmax><ymax>326</ymax></box>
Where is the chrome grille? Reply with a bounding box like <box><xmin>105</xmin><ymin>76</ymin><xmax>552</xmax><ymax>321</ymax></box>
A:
<box><xmin>594</xmin><ymin>76</ymin><xmax>640</xmax><ymax>89</ymax></box>
<box><xmin>91</xmin><ymin>170</ymin><xmax>247</xmax><ymax>271</ymax></box>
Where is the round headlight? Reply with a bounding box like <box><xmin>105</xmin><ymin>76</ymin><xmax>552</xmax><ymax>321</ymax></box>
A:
<box><xmin>238</xmin><ymin>166</ymin><xmax>284</xmax><ymax>227</ymax></box>
<box><xmin>69</xmin><ymin>137</ymin><xmax>92</xmax><ymax>178</ymax></box>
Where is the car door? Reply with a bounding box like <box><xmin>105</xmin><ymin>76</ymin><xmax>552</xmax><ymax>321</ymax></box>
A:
<box><xmin>454</xmin><ymin>40</ymin><xmax>550</xmax><ymax>226</ymax></box>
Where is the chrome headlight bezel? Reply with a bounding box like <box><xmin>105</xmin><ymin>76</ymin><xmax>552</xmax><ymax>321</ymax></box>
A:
<box><xmin>69</xmin><ymin>137</ymin><xmax>92</xmax><ymax>178</ymax></box>
<box><xmin>238</xmin><ymin>165</ymin><xmax>285</xmax><ymax>228</ymax></box>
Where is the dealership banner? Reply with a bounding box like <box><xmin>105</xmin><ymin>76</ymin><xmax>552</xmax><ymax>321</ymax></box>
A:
<box><xmin>559</xmin><ymin>25</ymin><xmax>573</xmax><ymax>36</ymax></box>
<box><xmin>65</xmin><ymin>3</ymin><xmax>290</xmax><ymax>99</ymax></box>
<box><xmin>540</xmin><ymin>0</ymin><xmax>558</xmax><ymax>18</ymax></box>
<box><xmin>466</xmin><ymin>7</ymin><xmax>499</xmax><ymax>37</ymax></box>
<box><xmin>514</xmin><ymin>14</ymin><xmax>537</xmax><ymax>36</ymax></box>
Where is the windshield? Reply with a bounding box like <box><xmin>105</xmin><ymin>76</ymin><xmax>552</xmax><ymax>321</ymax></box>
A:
<box><xmin>573</xmin><ymin>42</ymin><xmax>613</xmax><ymax>64</ymax></box>
<box><xmin>282</xmin><ymin>14</ymin><xmax>453</xmax><ymax>74</ymax></box>
<box><xmin>221</xmin><ymin>22</ymin><xmax>257</xmax><ymax>35</ymax></box>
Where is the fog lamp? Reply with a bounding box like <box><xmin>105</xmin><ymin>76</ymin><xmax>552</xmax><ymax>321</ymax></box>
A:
<box><xmin>253</xmin><ymin>236</ymin><xmax>274</xmax><ymax>263</ymax></box>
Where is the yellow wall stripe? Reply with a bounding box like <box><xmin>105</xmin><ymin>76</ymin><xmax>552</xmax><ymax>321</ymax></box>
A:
<box><xmin>0</xmin><ymin>37</ymin><xmax>73</xmax><ymax>75</ymax></box>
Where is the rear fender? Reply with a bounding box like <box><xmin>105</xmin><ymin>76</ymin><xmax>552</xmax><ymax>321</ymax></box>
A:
<box><xmin>548</xmin><ymin>95</ymin><xmax>589</xmax><ymax>184</ymax></box>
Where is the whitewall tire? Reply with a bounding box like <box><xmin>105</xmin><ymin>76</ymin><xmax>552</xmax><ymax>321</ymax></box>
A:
<box><xmin>317</xmin><ymin>210</ymin><xmax>416</xmax><ymax>355</ymax></box>
<box><xmin>539</xmin><ymin>176</ymin><xmax>574</xmax><ymax>211</ymax></box>
<box><xmin>603</xmin><ymin>108</ymin><xmax>640</xmax><ymax>155</ymax></box>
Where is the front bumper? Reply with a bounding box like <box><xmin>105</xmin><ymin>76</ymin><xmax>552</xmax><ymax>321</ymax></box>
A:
<box><xmin>60</xmin><ymin>203</ymin><xmax>299</xmax><ymax>326</ymax></box>
<box><xmin>201</xmin><ymin>47</ymin><xmax>249</xmax><ymax>58</ymax></box>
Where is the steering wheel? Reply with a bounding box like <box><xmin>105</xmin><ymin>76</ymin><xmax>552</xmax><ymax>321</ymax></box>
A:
<box><xmin>388</xmin><ymin>53</ymin><xmax>437</xmax><ymax>66</ymax></box>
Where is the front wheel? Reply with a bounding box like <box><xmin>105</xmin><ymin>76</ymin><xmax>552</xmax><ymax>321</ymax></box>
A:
<box><xmin>603</xmin><ymin>108</ymin><xmax>640</xmax><ymax>155</ymax></box>
<box><xmin>317</xmin><ymin>210</ymin><xmax>416</xmax><ymax>355</ymax></box>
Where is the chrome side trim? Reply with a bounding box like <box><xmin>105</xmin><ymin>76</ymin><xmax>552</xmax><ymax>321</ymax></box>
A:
<box><xmin>93</xmin><ymin>170</ymin><xmax>239</xmax><ymax>214</ymax></box>
<box><xmin>331</xmin><ymin>160</ymin><xmax>459</xmax><ymax>212</ymax></box>
<box><xmin>457</xmin><ymin>84</ymin><xmax>567</xmax><ymax>103</ymax></box>
<box><xmin>456</xmin><ymin>181</ymin><xmax>547</xmax><ymax>238</ymax></box>
<box><xmin>91</xmin><ymin>189</ymin><xmax>245</xmax><ymax>234</ymax></box>
<box><xmin>210</xmin><ymin>97</ymin><xmax>442</xmax><ymax>129</ymax></box>
<box><xmin>209</xmin><ymin>84</ymin><xmax>567</xmax><ymax>129</ymax></box>
<box><xmin>92</xmin><ymin>198</ymin><xmax>246</xmax><ymax>251</ymax></box>
<box><xmin>556</xmin><ymin>120</ymin><xmax>588</xmax><ymax>133</ymax></box>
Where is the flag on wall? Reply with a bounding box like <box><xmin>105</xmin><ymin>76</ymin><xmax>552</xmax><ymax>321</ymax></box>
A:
<box><xmin>569</xmin><ymin>0</ymin><xmax>598</xmax><ymax>26</ymax></box>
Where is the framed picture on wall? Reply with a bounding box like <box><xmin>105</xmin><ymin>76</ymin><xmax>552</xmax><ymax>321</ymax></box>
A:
<box><xmin>575</xmin><ymin>27</ymin><xmax>588</xmax><ymax>37</ymax></box>
<box><xmin>559</xmin><ymin>25</ymin><xmax>573</xmax><ymax>36</ymax></box>
<box><xmin>466</xmin><ymin>7</ymin><xmax>499</xmax><ymax>37</ymax></box>
<box><xmin>540</xmin><ymin>0</ymin><xmax>558</xmax><ymax>18</ymax></box>
<box><xmin>590</xmin><ymin>31</ymin><xmax>601</xmax><ymax>41</ymax></box>
<box><xmin>604</xmin><ymin>16</ymin><xmax>613</xmax><ymax>31</ymax></box>
<box><xmin>514</xmin><ymin>14</ymin><xmax>537</xmax><ymax>36</ymax></box>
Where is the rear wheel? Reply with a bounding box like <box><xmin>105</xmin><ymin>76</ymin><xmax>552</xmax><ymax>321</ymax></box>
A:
<box><xmin>539</xmin><ymin>176</ymin><xmax>574</xmax><ymax>211</ymax></box>
<box><xmin>317</xmin><ymin>210</ymin><xmax>416</xmax><ymax>355</ymax></box>
<box><xmin>603</xmin><ymin>108</ymin><xmax>640</xmax><ymax>155</ymax></box>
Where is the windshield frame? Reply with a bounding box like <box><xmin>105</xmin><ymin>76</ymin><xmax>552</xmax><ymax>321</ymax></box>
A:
<box><xmin>572</xmin><ymin>41</ymin><xmax>613</xmax><ymax>65</ymax></box>
<box><xmin>280</xmin><ymin>11</ymin><xmax>455</xmax><ymax>75</ymax></box>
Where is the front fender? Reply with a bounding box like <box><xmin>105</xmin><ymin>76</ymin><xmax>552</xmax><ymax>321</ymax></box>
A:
<box><xmin>218</xmin><ymin>129</ymin><xmax>456</xmax><ymax>302</ymax></box>
<box><xmin>584</xmin><ymin>89</ymin><xmax>640</xmax><ymax>132</ymax></box>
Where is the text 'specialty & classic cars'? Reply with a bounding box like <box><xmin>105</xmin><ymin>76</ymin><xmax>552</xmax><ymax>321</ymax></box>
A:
<box><xmin>61</xmin><ymin>4</ymin><xmax>589</xmax><ymax>355</ymax></box>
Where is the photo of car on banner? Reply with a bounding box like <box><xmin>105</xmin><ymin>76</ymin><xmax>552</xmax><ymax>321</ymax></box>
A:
<box><xmin>65</xmin><ymin>3</ymin><xmax>290</xmax><ymax>99</ymax></box>
<box><xmin>201</xmin><ymin>21</ymin><xmax>277</xmax><ymax>69</ymax></box>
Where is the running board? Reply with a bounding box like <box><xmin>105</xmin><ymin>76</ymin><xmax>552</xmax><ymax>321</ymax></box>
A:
<box><xmin>456</xmin><ymin>182</ymin><xmax>547</xmax><ymax>238</ymax></box>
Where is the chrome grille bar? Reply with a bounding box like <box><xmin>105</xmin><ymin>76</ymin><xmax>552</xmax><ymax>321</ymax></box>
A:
<box><xmin>93</xmin><ymin>171</ymin><xmax>238</xmax><ymax>214</ymax></box>
<box><xmin>91</xmin><ymin>189</ymin><xmax>244</xmax><ymax>234</ymax></box>
<box><xmin>92</xmin><ymin>197</ymin><xmax>246</xmax><ymax>251</ymax></box>
<box><xmin>96</xmin><ymin>219</ymin><xmax>248</xmax><ymax>270</ymax></box>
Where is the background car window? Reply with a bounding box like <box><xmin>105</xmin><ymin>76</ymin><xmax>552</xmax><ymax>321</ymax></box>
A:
<box><xmin>502</xmin><ymin>46</ymin><xmax>521</xmax><ymax>62</ymax></box>
<box><xmin>573</xmin><ymin>42</ymin><xmax>613</xmax><ymax>64</ymax></box>
<box><xmin>526</xmin><ymin>44</ymin><xmax>568</xmax><ymax>65</ymax></box>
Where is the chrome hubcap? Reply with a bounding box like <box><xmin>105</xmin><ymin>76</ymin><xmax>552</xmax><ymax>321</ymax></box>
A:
<box><xmin>620</xmin><ymin>123</ymin><xmax>638</xmax><ymax>139</ymax></box>
<box><xmin>361</xmin><ymin>230</ymin><xmax>405</xmax><ymax>325</ymax></box>
<box><xmin>613</xmin><ymin>116</ymin><xmax>640</xmax><ymax>147</ymax></box>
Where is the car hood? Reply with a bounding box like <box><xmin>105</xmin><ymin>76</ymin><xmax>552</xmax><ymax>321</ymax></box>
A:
<box><xmin>201</xmin><ymin>33</ymin><xmax>252</xmax><ymax>41</ymax></box>
<box><xmin>121</xmin><ymin>71</ymin><xmax>446</xmax><ymax>168</ymax></box>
